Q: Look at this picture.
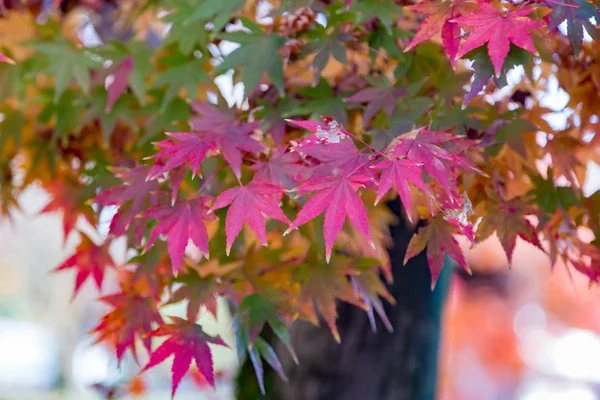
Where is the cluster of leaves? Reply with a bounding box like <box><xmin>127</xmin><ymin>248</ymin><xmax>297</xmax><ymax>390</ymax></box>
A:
<box><xmin>2</xmin><ymin>0</ymin><xmax>600</xmax><ymax>397</ymax></box>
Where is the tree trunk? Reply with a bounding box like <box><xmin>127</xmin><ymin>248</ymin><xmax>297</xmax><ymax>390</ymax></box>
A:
<box><xmin>235</xmin><ymin>199</ymin><xmax>452</xmax><ymax>400</ymax></box>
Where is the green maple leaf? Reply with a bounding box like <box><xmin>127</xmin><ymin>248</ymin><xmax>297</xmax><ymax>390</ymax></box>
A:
<box><xmin>189</xmin><ymin>0</ymin><xmax>246</xmax><ymax>30</ymax></box>
<box><xmin>38</xmin><ymin>89</ymin><xmax>83</xmax><ymax>144</ymax></box>
<box><xmin>0</xmin><ymin>106</ymin><xmax>26</xmax><ymax>150</ymax></box>
<box><xmin>216</xmin><ymin>25</ymin><xmax>286</xmax><ymax>98</ymax></box>
<box><xmin>303</xmin><ymin>25</ymin><xmax>352</xmax><ymax>78</ymax></box>
<box><xmin>153</xmin><ymin>55</ymin><xmax>209</xmax><ymax>111</ymax></box>
<box><xmin>82</xmin><ymin>87</ymin><xmax>137</xmax><ymax>143</ymax></box>
<box><xmin>139</xmin><ymin>92</ymin><xmax>191</xmax><ymax>143</ymax></box>
<box><xmin>284</xmin><ymin>78</ymin><xmax>348</xmax><ymax>126</ymax></box>
<box><xmin>27</xmin><ymin>40</ymin><xmax>102</xmax><ymax>103</ymax></box>
<box><xmin>163</xmin><ymin>0</ymin><xmax>209</xmax><ymax>54</ymax></box>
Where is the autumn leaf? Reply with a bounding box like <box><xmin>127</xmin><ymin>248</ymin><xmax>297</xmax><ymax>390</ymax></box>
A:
<box><xmin>295</xmin><ymin>257</ymin><xmax>365</xmax><ymax>342</ymax></box>
<box><xmin>41</xmin><ymin>178</ymin><xmax>96</xmax><ymax>240</ymax></box>
<box><xmin>168</xmin><ymin>268</ymin><xmax>219</xmax><ymax>322</ymax></box>
<box><xmin>286</xmin><ymin>174</ymin><xmax>375</xmax><ymax>262</ymax></box>
<box><xmin>190</xmin><ymin>102</ymin><xmax>262</xmax><ymax>178</ymax></box>
<box><xmin>453</xmin><ymin>4</ymin><xmax>541</xmax><ymax>76</ymax></box>
<box><xmin>142</xmin><ymin>317</ymin><xmax>228</xmax><ymax>398</ymax></box>
<box><xmin>251</xmin><ymin>146</ymin><xmax>309</xmax><ymax>189</ymax></box>
<box><xmin>93</xmin><ymin>291</ymin><xmax>163</xmax><ymax>363</ymax></box>
<box><xmin>345</xmin><ymin>86</ymin><xmax>406</xmax><ymax>124</ymax></box>
<box><xmin>95</xmin><ymin>165</ymin><xmax>159</xmax><ymax>240</ymax></box>
<box><xmin>106</xmin><ymin>57</ymin><xmax>133</xmax><ymax>113</ymax></box>
<box><xmin>54</xmin><ymin>233</ymin><xmax>115</xmax><ymax>298</ymax></box>
<box><xmin>393</xmin><ymin>129</ymin><xmax>479</xmax><ymax>200</ymax></box>
<box><xmin>143</xmin><ymin>196</ymin><xmax>216</xmax><ymax>274</ymax></box>
<box><xmin>373</xmin><ymin>157</ymin><xmax>427</xmax><ymax>215</ymax></box>
<box><xmin>476</xmin><ymin>197</ymin><xmax>544</xmax><ymax>265</ymax></box>
<box><xmin>405</xmin><ymin>0</ymin><xmax>478</xmax><ymax>67</ymax></box>
<box><xmin>546</xmin><ymin>0</ymin><xmax>600</xmax><ymax>57</ymax></box>
<box><xmin>147</xmin><ymin>132</ymin><xmax>217</xmax><ymax>180</ymax></box>
<box><xmin>404</xmin><ymin>216</ymin><xmax>470</xmax><ymax>288</ymax></box>
<box><xmin>209</xmin><ymin>180</ymin><xmax>290</xmax><ymax>255</ymax></box>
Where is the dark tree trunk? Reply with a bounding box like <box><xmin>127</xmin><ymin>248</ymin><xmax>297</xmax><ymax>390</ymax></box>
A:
<box><xmin>236</xmin><ymin>199</ymin><xmax>452</xmax><ymax>400</ymax></box>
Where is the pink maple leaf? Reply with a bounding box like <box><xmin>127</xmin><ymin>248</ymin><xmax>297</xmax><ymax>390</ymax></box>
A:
<box><xmin>392</xmin><ymin>129</ymin><xmax>480</xmax><ymax>199</ymax></box>
<box><xmin>285</xmin><ymin>174</ymin><xmax>375</xmax><ymax>262</ymax></box>
<box><xmin>106</xmin><ymin>57</ymin><xmax>133</xmax><ymax>112</ymax></box>
<box><xmin>0</xmin><ymin>52</ymin><xmax>15</xmax><ymax>64</ymax></box>
<box><xmin>405</xmin><ymin>0</ymin><xmax>478</xmax><ymax>68</ymax></box>
<box><xmin>95</xmin><ymin>165</ymin><xmax>159</xmax><ymax>241</ymax></box>
<box><xmin>147</xmin><ymin>132</ymin><xmax>217</xmax><ymax>180</ymax></box>
<box><xmin>373</xmin><ymin>158</ymin><xmax>427</xmax><ymax>215</ymax></box>
<box><xmin>251</xmin><ymin>147</ymin><xmax>309</xmax><ymax>189</ymax></box>
<box><xmin>142</xmin><ymin>196</ymin><xmax>215</xmax><ymax>274</ymax></box>
<box><xmin>209</xmin><ymin>180</ymin><xmax>290</xmax><ymax>255</ymax></box>
<box><xmin>452</xmin><ymin>3</ymin><xmax>541</xmax><ymax>76</ymax></box>
<box><xmin>143</xmin><ymin>317</ymin><xmax>228</xmax><ymax>398</ymax></box>
<box><xmin>190</xmin><ymin>102</ymin><xmax>263</xmax><ymax>177</ymax></box>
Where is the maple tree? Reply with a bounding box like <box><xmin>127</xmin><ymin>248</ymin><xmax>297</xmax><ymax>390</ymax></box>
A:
<box><xmin>1</xmin><ymin>0</ymin><xmax>600</xmax><ymax>398</ymax></box>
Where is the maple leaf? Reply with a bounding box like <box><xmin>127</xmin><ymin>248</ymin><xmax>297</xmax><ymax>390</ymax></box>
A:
<box><xmin>404</xmin><ymin>216</ymin><xmax>470</xmax><ymax>288</ymax></box>
<box><xmin>169</xmin><ymin>268</ymin><xmax>219</xmax><ymax>322</ymax></box>
<box><xmin>251</xmin><ymin>147</ymin><xmax>309</xmax><ymax>189</ymax></box>
<box><xmin>93</xmin><ymin>291</ymin><xmax>163</xmax><ymax>363</ymax></box>
<box><xmin>95</xmin><ymin>165</ymin><xmax>159</xmax><ymax>239</ymax></box>
<box><xmin>143</xmin><ymin>196</ymin><xmax>215</xmax><ymax>274</ymax></box>
<box><xmin>295</xmin><ymin>257</ymin><xmax>365</xmax><ymax>342</ymax></box>
<box><xmin>232</xmin><ymin>294</ymin><xmax>295</xmax><ymax>392</ymax></box>
<box><xmin>350</xmin><ymin>258</ymin><xmax>395</xmax><ymax>333</ymax></box>
<box><xmin>453</xmin><ymin>4</ymin><xmax>541</xmax><ymax>76</ymax></box>
<box><xmin>373</xmin><ymin>157</ymin><xmax>427</xmax><ymax>215</ymax></box>
<box><xmin>286</xmin><ymin>118</ymin><xmax>372</xmax><ymax>177</ymax></box>
<box><xmin>392</xmin><ymin>129</ymin><xmax>480</xmax><ymax>199</ymax></box>
<box><xmin>190</xmin><ymin>102</ymin><xmax>262</xmax><ymax>178</ymax></box>
<box><xmin>215</xmin><ymin>23</ymin><xmax>286</xmax><ymax>97</ymax></box>
<box><xmin>54</xmin><ymin>233</ymin><xmax>115</xmax><ymax>298</ymax></box>
<box><xmin>146</xmin><ymin>132</ymin><xmax>217</xmax><ymax>180</ymax></box>
<box><xmin>142</xmin><ymin>317</ymin><xmax>228</xmax><ymax>398</ymax></box>
<box><xmin>285</xmin><ymin>174</ymin><xmax>375</xmax><ymax>262</ymax></box>
<box><xmin>546</xmin><ymin>0</ymin><xmax>600</xmax><ymax>57</ymax></box>
<box><xmin>405</xmin><ymin>0</ymin><xmax>478</xmax><ymax>67</ymax></box>
<box><xmin>346</xmin><ymin>86</ymin><xmax>406</xmax><ymax>124</ymax></box>
<box><xmin>41</xmin><ymin>178</ymin><xmax>96</xmax><ymax>240</ymax></box>
<box><xmin>106</xmin><ymin>57</ymin><xmax>133</xmax><ymax>113</ymax></box>
<box><xmin>209</xmin><ymin>180</ymin><xmax>290</xmax><ymax>255</ymax></box>
<box><xmin>476</xmin><ymin>197</ymin><xmax>544</xmax><ymax>265</ymax></box>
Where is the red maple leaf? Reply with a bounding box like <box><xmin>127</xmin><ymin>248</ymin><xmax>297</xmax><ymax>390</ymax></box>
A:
<box><xmin>476</xmin><ymin>197</ymin><xmax>543</xmax><ymax>264</ymax></box>
<box><xmin>93</xmin><ymin>291</ymin><xmax>163</xmax><ymax>363</ymax></box>
<box><xmin>41</xmin><ymin>178</ymin><xmax>96</xmax><ymax>240</ymax></box>
<box><xmin>143</xmin><ymin>196</ymin><xmax>215</xmax><ymax>274</ymax></box>
<box><xmin>106</xmin><ymin>57</ymin><xmax>133</xmax><ymax>112</ymax></box>
<box><xmin>142</xmin><ymin>317</ymin><xmax>228</xmax><ymax>398</ymax></box>
<box><xmin>405</xmin><ymin>0</ymin><xmax>478</xmax><ymax>67</ymax></box>
<box><xmin>453</xmin><ymin>3</ymin><xmax>541</xmax><ymax>76</ymax></box>
<box><xmin>251</xmin><ymin>147</ymin><xmax>309</xmax><ymax>189</ymax></box>
<box><xmin>285</xmin><ymin>174</ymin><xmax>374</xmax><ymax>262</ymax></box>
<box><xmin>404</xmin><ymin>215</ymin><xmax>470</xmax><ymax>288</ymax></box>
<box><xmin>392</xmin><ymin>129</ymin><xmax>479</xmax><ymax>199</ymax></box>
<box><xmin>190</xmin><ymin>102</ymin><xmax>263</xmax><ymax>178</ymax></box>
<box><xmin>54</xmin><ymin>233</ymin><xmax>115</xmax><ymax>297</ymax></box>
<box><xmin>95</xmin><ymin>165</ymin><xmax>159</xmax><ymax>240</ymax></box>
<box><xmin>209</xmin><ymin>180</ymin><xmax>290</xmax><ymax>255</ymax></box>
<box><xmin>147</xmin><ymin>132</ymin><xmax>217</xmax><ymax>180</ymax></box>
<box><xmin>373</xmin><ymin>158</ymin><xmax>427</xmax><ymax>214</ymax></box>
